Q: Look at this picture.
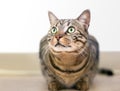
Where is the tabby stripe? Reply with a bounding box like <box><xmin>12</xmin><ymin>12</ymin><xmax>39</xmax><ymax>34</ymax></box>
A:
<box><xmin>78</xmin><ymin>30</ymin><xmax>87</xmax><ymax>39</ymax></box>
<box><xmin>67</xmin><ymin>20</ymin><xmax>71</xmax><ymax>26</ymax></box>
<box><xmin>55</xmin><ymin>21</ymin><xmax>60</xmax><ymax>26</ymax></box>
<box><xmin>49</xmin><ymin>53</ymin><xmax>90</xmax><ymax>73</ymax></box>
<box><xmin>73</xmin><ymin>35</ymin><xmax>87</xmax><ymax>45</ymax></box>
<box><xmin>76</xmin><ymin>39</ymin><xmax>87</xmax><ymax>45</ymax></box>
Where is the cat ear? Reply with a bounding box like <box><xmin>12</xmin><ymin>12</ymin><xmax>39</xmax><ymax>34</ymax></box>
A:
<box><xmin>77</xmin><ymin>9</ymin><xmax>90</xmax><ymax>30</ymax></box>
<box><xmin>48</xmin><ymin>11</ymin><xmax>58</xmax><ymax>25</ymax></box>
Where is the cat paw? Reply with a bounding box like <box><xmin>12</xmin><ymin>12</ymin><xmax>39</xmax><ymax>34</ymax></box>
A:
<box><xmin>75</xmin><ymin>81</ymin><xmax>89</xmax><ymax>91</ymax></box>
<box><xmin>48</xmin><ymin>81</ymin><xmax>62</xmax><ymax>91</ymax></box>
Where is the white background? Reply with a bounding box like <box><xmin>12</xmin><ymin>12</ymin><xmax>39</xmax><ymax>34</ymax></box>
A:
<box><xmin>0</xmin><ymin>0</ymin><xmax>120</xmax><ymax>52</ymax></box>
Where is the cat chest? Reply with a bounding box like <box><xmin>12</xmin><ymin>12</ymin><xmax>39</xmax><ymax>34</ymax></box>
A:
<box><xmin>48</xmin><ymin>53</ymin><xmax>91</xmax><ymax>87</ymax></box>
<box><xmin>48</xmin><ymin>65</ymin><xmax>87</xmax><ymax>87</ymax></box>
<box><xmin>55</xmin><ymin>72</ymin><xmax>81</xmax><ymax>87</ymax></box>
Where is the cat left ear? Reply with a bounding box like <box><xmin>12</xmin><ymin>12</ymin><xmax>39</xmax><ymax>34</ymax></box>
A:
<box><xmin>77</xmin><ymin>9</ymin><xmax>90</xmax><ymax>30</ymax></box>
<box><xmin>48</xmin><ymin>11</ymin><xmax>58</xmax><ymax>25</ymax></box>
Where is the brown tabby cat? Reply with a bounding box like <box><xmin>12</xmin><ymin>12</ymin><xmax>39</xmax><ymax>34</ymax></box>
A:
<box><xmin>39</xmin><ymin>10</ymin><xmax>99</xmax><ymax>91</ymax></box>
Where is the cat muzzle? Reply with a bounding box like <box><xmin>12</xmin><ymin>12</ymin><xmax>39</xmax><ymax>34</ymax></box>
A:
<box><xmin>55</xmin><ymin>42</ymin><xmax>66</xmax><ymax>47</ymax></box>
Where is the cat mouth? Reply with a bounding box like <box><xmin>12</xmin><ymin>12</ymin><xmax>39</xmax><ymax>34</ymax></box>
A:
<box><xmin>55</xmin><ymin>42</ymin><xmax>66</xmax><ymax>47</ymax></box>
<box><xmin>55</xmin><ymin>42</ymin><xmax>71</xmax><ymax>47</ymax></box>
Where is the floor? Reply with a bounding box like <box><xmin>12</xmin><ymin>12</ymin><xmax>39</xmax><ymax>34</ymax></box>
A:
<box><xmin>0</xmin><ymin>52</ymin><xmax>119</xmax><ymax>91</ymax></box>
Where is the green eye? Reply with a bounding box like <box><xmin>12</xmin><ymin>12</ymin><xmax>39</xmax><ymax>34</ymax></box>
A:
<box><xmin>51</xmin><ymin>27</ymin><xmax>57</xmax><ymax>34</ymax></box>
<box><xmin>67</xmin><ymin>26</ymin><xmax>75</xmax><ymax>33</ymax></box>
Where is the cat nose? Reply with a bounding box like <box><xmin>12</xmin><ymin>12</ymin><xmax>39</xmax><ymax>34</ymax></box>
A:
<box><xmin>55</xmin><ymin>34</ymin><xmax>64</xmax><ymax>40</ymax></box>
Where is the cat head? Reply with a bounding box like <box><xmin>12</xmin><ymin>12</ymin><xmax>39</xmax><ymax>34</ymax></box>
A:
<box><xmin>47</xmin><ymin>10</ymin><xmax>90</xmax><ymax>52</ymax></box>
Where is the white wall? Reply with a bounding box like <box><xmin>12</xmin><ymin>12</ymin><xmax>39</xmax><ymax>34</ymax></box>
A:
<box><xmin>0</xmin><ymin>0</ymin><xmax>120</xmax><ymax>52</ymax></box>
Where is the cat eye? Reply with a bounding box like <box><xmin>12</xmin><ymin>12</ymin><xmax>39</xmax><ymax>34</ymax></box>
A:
<box><xmin>67</xmin><ymin>26</ymin><xmax>75</xmax><ymax>33</ymax></box>
<box><xmin>51</xmin><ymin>27</ymin><xmax>57</xmax><ymax>34</ymax></box>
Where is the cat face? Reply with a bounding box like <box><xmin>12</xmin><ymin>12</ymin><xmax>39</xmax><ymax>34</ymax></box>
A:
<box><xmin>47</xmin><ymin>10</ymin><xmax>90</xmax><ymax>52</ymax></box>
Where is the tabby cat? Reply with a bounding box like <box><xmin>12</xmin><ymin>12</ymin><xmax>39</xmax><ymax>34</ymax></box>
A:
<box><xmin>39</xmin><ymin>10</ymin><xmax>99</xmax><ymax>91</ymax></box>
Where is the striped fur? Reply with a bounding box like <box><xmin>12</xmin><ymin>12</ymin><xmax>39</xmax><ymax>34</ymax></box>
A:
<box><xmin>39</xmin><ymin>10</ymin><xmax>99</xmax><ymax>91</ymax></box>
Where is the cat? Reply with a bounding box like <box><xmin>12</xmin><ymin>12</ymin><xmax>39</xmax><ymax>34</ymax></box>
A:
<box><xmin>39</xmin><ymin>10</ymin><xmax>113</xmax><ymax>91</ymax></box>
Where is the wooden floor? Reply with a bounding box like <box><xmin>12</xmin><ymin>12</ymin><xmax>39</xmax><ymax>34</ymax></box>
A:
<box><xmin>0</xmin><ymin>52</ymin><xmax>119</xmax><ymax>91</ymax></box>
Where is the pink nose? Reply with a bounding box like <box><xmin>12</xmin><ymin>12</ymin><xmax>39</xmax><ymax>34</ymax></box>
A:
<box><xmin>55</xmin><ymin>34</ymin><xmax>64</xmax><ymax>40</ymax></box>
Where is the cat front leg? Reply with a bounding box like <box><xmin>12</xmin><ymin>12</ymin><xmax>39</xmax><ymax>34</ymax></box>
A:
<box><xmin>74</xmin><ymin>76</ymin><xmax>90</xmax><ymax>91</ymax></box>
<box><xmin>48</xmin><ymin>80</ymin><xmax>64</xmax><ymax>91</ymax></box>
<box><xmin>44</xmin><ymin>70</ymin><xmax>63</xmax><ymax>91</ymax></box>
<box><xmin>47</xmin><ymin>74</ymin><xmax>65</xmax><ymax>91</ymax></box>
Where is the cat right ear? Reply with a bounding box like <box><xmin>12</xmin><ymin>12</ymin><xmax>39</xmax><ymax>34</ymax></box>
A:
<box><xmin>48</xmin><ymin>11</ymin><xmax>58</xmax><ymax>25</ymax></box>
<box><xmin>76</xmin><ymin>9</ymin><xmax>90</xmax><ymax>30</ymax></box>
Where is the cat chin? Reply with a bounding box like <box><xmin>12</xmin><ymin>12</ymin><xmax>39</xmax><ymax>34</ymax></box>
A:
<box><xmin>50</xmin><ymin>46</ymin><xmax>77</xmax><ymax>52</ymax></box>
<box><xmin>49</xmin><ymin>44</ymin><xmax>80</xmax><ymax>53</ymax></box>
